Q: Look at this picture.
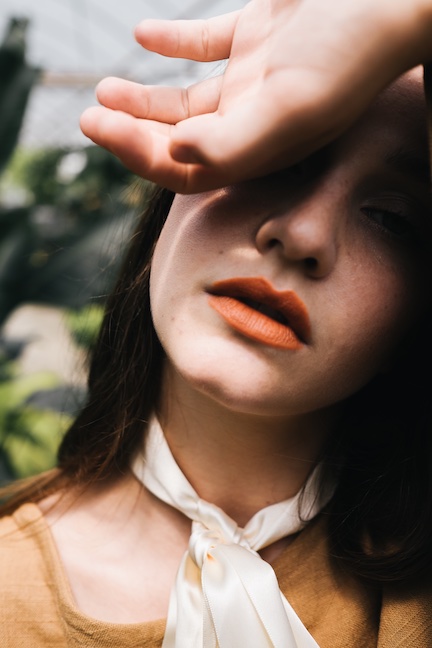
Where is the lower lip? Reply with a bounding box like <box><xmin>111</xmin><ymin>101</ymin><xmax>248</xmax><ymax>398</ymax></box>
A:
<box><xmin>208</xmin><ymin>295</ymin><xmax>304</xmax><ymax>350</ymax></box>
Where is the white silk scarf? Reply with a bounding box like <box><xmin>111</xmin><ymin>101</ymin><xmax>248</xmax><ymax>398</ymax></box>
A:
<box><xmin>132</xmin><ymin>416</ymin><xmax>332</xmax><ymax>648</ymax></box>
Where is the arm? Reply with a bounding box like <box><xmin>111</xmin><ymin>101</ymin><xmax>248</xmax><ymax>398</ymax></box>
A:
<box><xmin>80</xmin><ymin>0</ymin><xmax>432</xmax><ymax>193</ymax></box>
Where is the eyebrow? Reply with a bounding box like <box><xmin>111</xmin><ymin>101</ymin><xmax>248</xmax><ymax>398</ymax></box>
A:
<box><xmin>384</xmin><ymin>147</ymin><xmax>431</xmax><ymax>187</ymax></box>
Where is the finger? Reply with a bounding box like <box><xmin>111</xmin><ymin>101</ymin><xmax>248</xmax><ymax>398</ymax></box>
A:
<box><xmin>80</xmin><ymin>106</ymin><xmax>179</xmax><ymax>181</ymax></box>
<box><xmin>169</xmin><ymin>95</ymin><xmax>340</xmax><ymax>180</ymax></box>
<box><xmin>168</xmin><ymin>55</ymin><xmax>391</xmax><ymax>180</ymax></box>
<box><xmin>80</xmin><ymin>106</ymin><xmax>249</xmax><ymax>193</ymax></box>
<box><xmin>96</xmin><ymin>76</ymin><xmax>222</xmax><ymax>123</ymax></box>
<box><xmin>134</xmin><ymin>12</ymin><xmax>240</xmax><ymax>62</ymax></box>
<box><xmin>80</xmin><ymin>106</ymin><xmax>221</xmax><ymax>193</ymax></box>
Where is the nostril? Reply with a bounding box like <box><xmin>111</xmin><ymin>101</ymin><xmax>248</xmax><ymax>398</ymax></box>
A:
<box><xmin>267</xmin><ymin>238</ymin><xmax>279</xmax><ymax>250</ymax></box>
<box><xmin>304</xmin><ymin>257</ymin><xmax>318</xmax><ymax>271</ymax></box>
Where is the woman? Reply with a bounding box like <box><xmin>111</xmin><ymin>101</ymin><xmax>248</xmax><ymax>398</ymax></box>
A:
<box><xmin>0</xmin><ymin>67</ymin><xmax>431</xmax><ymax>647</ymax></box>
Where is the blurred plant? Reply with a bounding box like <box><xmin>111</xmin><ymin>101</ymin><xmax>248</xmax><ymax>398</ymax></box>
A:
<box><xmin>0</xmin><ymin>15</ymin><xmax>148</xmax><ymax>326</ymax></box>
<box><xmin>0</xmin><ymin>17</ymin><xmax>148</xmax><ymax>482</ymax></box>
<box><xmin>66</xmin><ymin>303</ymin><xmax>105</xmax><ymax>351</ymax></box>
<box><xmin>0</xmin><ymin>350</ymin><xmax>74</xmax><ymax>482</ymax></box>
<box><xmin>0</xmin><ymin>17</ymin><xmax>40</xmax><ymax>176</ymax></box>
<box><xmin>0</xmin><ymin>144</ymin><xmax>147</xmax><ymax>325</ymax></box>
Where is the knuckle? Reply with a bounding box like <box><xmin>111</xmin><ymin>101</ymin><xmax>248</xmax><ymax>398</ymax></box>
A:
<box><xmin>200</xmin><ymin>20</ymin><xmax>210</xmax><ymax>60</ymax></box>
<box><xmin>139</xmin><ymin>88</ymin><xmax>151</xmax><ymax>117</ymax></box>
<box><xmin>179</xmin><ymin>88</ymin><xmax>191</xmax><ymax>120</ymax></box>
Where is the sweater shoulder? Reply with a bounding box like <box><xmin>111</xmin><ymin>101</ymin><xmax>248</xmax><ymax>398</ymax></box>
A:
<box><xmin>0</xmin><ymin>503</ymin><xmax>67</xmax><ymax>647</ymax></box>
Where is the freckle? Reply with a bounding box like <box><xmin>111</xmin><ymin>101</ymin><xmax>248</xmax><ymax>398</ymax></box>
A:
<box><xmin>218</xmin><ymin>250</ymin><xmax>224</xmax><ymax>255</ymax></box>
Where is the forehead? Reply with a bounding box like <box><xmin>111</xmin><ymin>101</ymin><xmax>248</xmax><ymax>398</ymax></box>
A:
<box><xmin>339</xmin><ymin>70</ymin><xmax>429</xmax><ymax>165</ymax></box>
<box><xmin>371</xmin><ymin>68</ymin><xmax>426</xmax><ymax>116</ymax></box>
<box><xmin>171</xmin><ymin>71</ymin><xmax>430</xmax><ymax>215</ymax></box>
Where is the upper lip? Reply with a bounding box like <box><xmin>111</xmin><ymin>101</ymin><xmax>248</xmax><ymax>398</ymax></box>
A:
<box><xmin>207</xmin><ymin>276</ymin><xmax>311</xmax><ymax>344</ymax></box>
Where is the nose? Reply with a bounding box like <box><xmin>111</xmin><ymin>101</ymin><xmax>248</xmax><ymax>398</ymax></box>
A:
<box><xmin>255</xmin><ymin>188</ymin><xmax>339</xmax><ymax>279</ymax></box>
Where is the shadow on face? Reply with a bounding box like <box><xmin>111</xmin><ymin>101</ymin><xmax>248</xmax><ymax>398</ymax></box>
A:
<box><xmin>150</xmin><ymin>69</ymin><xmax>431</xmax><ymax>422</ymax></box>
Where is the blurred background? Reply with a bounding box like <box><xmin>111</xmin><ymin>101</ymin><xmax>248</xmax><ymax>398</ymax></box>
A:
<box><xmin>0</xmin><ymin>0</ymin><xmax>244</xmax><ymax>483</ymax></box>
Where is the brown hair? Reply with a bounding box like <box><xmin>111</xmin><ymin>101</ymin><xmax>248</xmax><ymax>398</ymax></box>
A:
<box><xmin>0</xmin><ymin>186</ymin><xmax>174</xmax><ymax>509</ymax></box>
<box><xmin>1</xmin><ymin>184</ymin><xmax>431</xmax><ymax>585</ymax></box>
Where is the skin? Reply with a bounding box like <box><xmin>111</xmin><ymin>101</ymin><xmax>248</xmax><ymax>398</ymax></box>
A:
<box><xmin>80</xmin><ymin>0</ymin><xmax>432</xmax><ymax>192</ymax></box>
<box><xmin>150</xmin><ymin>71</ymin><xmax>431</xmax><ymax>524</ymax></box>
<box><xmin>42</xmin><ymin>73</ymin><xmax>431</xmax><ymax>625</ymax></box>
<box><xmin>152</xmin><ymin>77</ymin><xmax>429</xmax><ymax>393</ymax></box>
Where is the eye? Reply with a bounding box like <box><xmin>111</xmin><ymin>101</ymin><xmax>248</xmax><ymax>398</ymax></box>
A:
<box><xmin>362</xmin><ymin>207</ymin><xmax>415</xmax><ymax>236</ymax></box>
<box><xmin>361</xmin><ymin>207</ymin><xmax>417</xmax><ymax>240</ymax></box>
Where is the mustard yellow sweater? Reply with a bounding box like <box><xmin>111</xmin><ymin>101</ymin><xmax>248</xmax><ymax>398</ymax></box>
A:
<box><xmin>0</xmin><ymin>503</ymin><xmax>431</xmax><ymax>647</ymax></box>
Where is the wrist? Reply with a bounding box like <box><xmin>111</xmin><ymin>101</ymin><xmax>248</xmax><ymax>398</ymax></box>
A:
<box><xmin>380</xmin><ymin>0</ymin><xmax>432</xmax><ymax>68</ymax></box>
<box><xmin>415</xmin><ymin>0</ymin><xmax>432</xmax><ymax>60</ymax></box>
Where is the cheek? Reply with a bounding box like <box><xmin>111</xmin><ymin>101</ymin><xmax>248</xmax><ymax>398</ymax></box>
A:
<box><xmin>150</xmin><ymin>193</ymin><xmax>256</xmax><ymax>329</ymax></box>
<box><xmin>150</xmin><ymin>193</ymin><xmax>233</xmax><ymax>289</ymax></box>
<box><xmin>326</xmin><ymin>261</ymin><xmax>423</xmax><ymax>383</ymax></box>
<box><xmin>150</xmin><ymin>201</ymin><xmax>208</xmax><ymax>318</ymax></box>
<box><xmin>149</xmin><ymin>201</ymin><xmax>227</xmax><ymax>348</ymax></box>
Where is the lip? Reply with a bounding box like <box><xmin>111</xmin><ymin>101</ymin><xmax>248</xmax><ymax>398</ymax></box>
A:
<box><xmin>207</xmin><ymin>276</ymin><xmax>311</xmax><ymax>350</ymax></box>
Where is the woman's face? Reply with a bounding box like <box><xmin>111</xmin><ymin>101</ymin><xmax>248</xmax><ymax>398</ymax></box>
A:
<box><xmin>150</xmin><ymin>73</ymin><xmax>431</xmax><ymax>419</ymax></box>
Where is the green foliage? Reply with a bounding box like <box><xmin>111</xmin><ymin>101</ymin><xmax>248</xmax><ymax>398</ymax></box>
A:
<box><xmin>66</xmin><ymin>304</ymin><xmax>105</xmax><ymax>350</ymax></box>
<box><xmin>0</xmin><ymin>16</ymin><xmax>150</xmax><ymax>483</ymax></box>
<box><xmin>0</xmin><ymin>145</ymin><xmax>145</xmax><ymax>325</ymax></box>
<box><xmin>0</xmin><ymin>16</ymin><xmax>146</xmax><ymax>327</ymax></box>
<box><xmin>12</xmin><ymin>147</ymin><xmax>66</xmax><ymax>205</ymax></box>
<box><xmin>0</xmin><ymin>368</ymin><xmax>71</xmax><ymax>480</ymax></box>
<box><xmin>6</xmin><ymin>144</ymin><xmax>138</xmax><ymax>208</ymax></box>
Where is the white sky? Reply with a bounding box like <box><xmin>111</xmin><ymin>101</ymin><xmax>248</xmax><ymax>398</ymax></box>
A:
<box><xmin>0</xmin><ymin>0</ymin><xmax>246</xmax><ymax>147</ymax></box>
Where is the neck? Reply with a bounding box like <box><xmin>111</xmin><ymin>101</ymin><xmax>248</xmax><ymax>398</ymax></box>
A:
<box><xmin>156</xmin><ymin>365</ymin><xmax>338</xmax><ymax>527</ymax></box>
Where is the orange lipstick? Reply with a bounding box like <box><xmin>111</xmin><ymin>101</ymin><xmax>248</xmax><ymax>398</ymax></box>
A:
<box><xmin>207</xmin><ymin>277</ymin><xmax>311</xmax><ymax>350</ymax></box>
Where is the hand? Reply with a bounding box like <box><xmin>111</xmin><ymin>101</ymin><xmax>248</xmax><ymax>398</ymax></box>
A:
<box><xmin>80</xmin><ymin>0</ymin><xmax>432</xmax><ymax>193</ymax></box>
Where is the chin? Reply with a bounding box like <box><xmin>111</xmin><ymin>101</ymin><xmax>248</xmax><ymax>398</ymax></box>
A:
<box><xmin>167</xmin><ymin>350</ymin><xmax>307</xmax><ymax>419</ymax></box>
<box><xmin>189</xmin><ymin>374</ymin><xmax>295</xmax><ymax>418</ymax></box>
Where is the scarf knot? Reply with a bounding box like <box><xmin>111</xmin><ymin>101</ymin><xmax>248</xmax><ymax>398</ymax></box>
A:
<box><xmin>190</xmin><ymin>523</ymin><xmax>224</xmax><ymax>568</ymax></box>
<box><xmin>190</xmin><ymin>520</ymin><xmax>254</xmax><ymax>569</ymax></box>
<box><xmin>132</xmin><ymin>416</ymin><xmax>333</xmax><ymax>648</ymax></box>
